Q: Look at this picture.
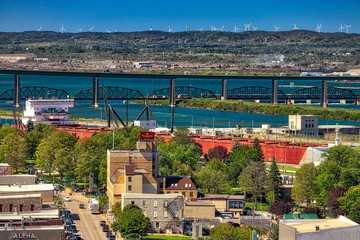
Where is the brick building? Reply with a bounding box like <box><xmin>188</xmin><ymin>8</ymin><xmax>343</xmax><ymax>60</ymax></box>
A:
<box><xmin>160</xmin><ymin>176</ymin><xmax>198</xmax><ymax>201</ymax></box>
<box><xmin>0</xmin><ymin>184</ymin><xmax>54</xmax><ymax>203</ymax></box>
<box><xmin>107</xmin><ymin>139</ymin><xmax>159</xmax><ymax>208</ymax></box>
<box><xmin>0</xmin><ymin>194</ymin><xmax>42</xmax><ymax>213</ymax></box>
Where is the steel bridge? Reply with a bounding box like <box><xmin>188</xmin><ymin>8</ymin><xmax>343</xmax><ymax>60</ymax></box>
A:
<box><xmin>2</xmin><ymin>69</ymin><xmax>360</xmax><ymax>131</ymax></box>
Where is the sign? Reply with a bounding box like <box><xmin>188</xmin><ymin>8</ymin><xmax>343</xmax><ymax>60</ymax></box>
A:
<box><xmin>140</xmin><ymin>132</ymin><xmax>155</xmax><ymax>140</ymax></box>
<box><xmin>10</xmin><ymin>233</ymin><xmax>39</xmax><ymax>240</ymax></box>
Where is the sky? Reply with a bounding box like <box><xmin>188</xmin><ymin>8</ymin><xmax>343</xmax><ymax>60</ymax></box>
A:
<box><xmin>0</xmin><ymin>0</ymin><xmax>359</xmax><ymax>33</ymax></box>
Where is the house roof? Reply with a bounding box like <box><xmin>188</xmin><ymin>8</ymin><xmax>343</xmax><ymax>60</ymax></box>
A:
<box><xmin>185</xmin><ymin>201</ymin><xmax>215</xmax><ymax>207</ymax></box>
<box><xmin>110</xmin><ymin>168</ymin><xmax>149</xmax><ymax>183</ymax></box>
<box><xmin>164</xmin><ymin>176</ymin><xmax>197</xmax><ymax>190</ymax></box>
<box><xmin>200</xmin><ymin>194</ymin><xmax>245</xmax><ymax>200</ymax></box>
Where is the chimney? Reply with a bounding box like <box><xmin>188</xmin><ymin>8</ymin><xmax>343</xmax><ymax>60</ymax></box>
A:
<box><xmin>315</xmin><ymin>225</ymin><xmax>320</xmax><ymax>231</ymax></box>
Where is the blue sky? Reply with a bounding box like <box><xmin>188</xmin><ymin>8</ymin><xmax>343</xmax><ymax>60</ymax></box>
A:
<box><xmin>0</xmin><ymin>0</ymin><xmax>359</xmax><ymax>33</ymax></box>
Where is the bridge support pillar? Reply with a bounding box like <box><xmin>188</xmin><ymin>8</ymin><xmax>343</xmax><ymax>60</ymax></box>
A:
<box><xmin>255</xmin><ymin>100</ymin><xmax>261</xmax><ymax>103</ymax></box>
<box><xmin>339</xmin><ymin>99</ymin><xmax>346</xmax><ymax>104</ymax></box>
<box><xmin>306</xmin><ymin>99</ymin><xmax>312</xmax><ymax>104</ymax></box>
<box><xmin>14</xmin><ymin>74</ymin><xmax>20</xmax><ymax>107</ymax></box>
<box><xmin>271</xmin><ymin>79</ymin><xmax>278</xmax><ymax>104</ymax></box>
<box><xmin>92</xmin><ymin>77</ymin><xmax>99</xmax><ymax>107</ymax></box>
<box><xmin>321</xmin><ymin>80</ymin><xmax>328</xmax><ymax>108</ymax></box>
<box><xmin>221</xmin><ymin>79</ymin><xmax>227</xmax><ymax>100</ymax></box>
<box><xmin>355</xmin><ymin>98</ymin><xmax>360</xmax><ymax>105</ymax></box>
<box><xmin>170</xmin><ymin>78</ymin><xmax>176</xmax><ymax>133</ymax></box>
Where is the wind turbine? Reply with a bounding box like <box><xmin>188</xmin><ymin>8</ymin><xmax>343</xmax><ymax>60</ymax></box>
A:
<box><xmin>338</xmin><ymin>24</ymin><xmax>345</xmax><ymax>33</ymax></box>
<box><xmin>252</xmin><ymin>26</ymin><xmax>258</xmax><ymax>31</ymax></box>
<box><xmin>168</xmin><ymin>26</ymin><xmax>173</xmax><ymax>32</ymax></box>
<box><xmin>233</xmin><ymin>25</ymin><xmax>239</xmax><ymax>32</ymax></box>
<box><xmin>244</xmin><ymin>23</ymin><xmax>251</xmax><ymax>31</ymax></box>
<box><xmin>60</xmin><ymin>25</ymin><xmax>65</xmax><ymax>33</ymax></box>
<box><xmin>274</xmin><ymin>26</ymin><xmax>280</xmax><ymax>32</ymax></box>
<box><xmin>315</xmin><ymin>24</ymin><xmax>322</xmax><ymax>33</ymax></box>
<box><xmin>345</xmin><ymin>24</ymin><xmax>351</xmax><ymax>33</ymax></box>
<box><xmin>185</xmin><ymin>26</ymin><xmax>188</xmax><ymax>32</ymax></box>
<box><xmin>211</xmin><ymin>25</ymin><xmax>216</xmax><ymax>31</ymax></box>
<box><xmin>220</xmin><ymin>25</ymin><xmax>225</xmax><ymax>32</ymax></box>
<box><xmin>149</xmin><ymin>26</ymin><xmax>153</xmax><ymax>31</ymax></box>
<box><xmin>293</xmin><ymin>24</ymin><xmax>299</xmax><ymax>30</ymax></box>
<box><xmin>77</xmin><ymin>27</ymin><xmax>83</xmax><ymax>33</ymax></box>
<box><xmin>106</xmin><ymin>29</ymin><xmax>112</xmax><ymax>33</ymax></box>
<box><xmin>199</xmin><ymin>27</ymin><xmax>204</xmax><ymax>31</ymax></box>
<box><xmin>37</xmin><ymin>26</ymin><xmax>42</xmax><ymax>31</ymax></box>
<box><xmin>88</xmin><ymin>26</ymin><xmax>94</xmax><ymax>32</ymax></box>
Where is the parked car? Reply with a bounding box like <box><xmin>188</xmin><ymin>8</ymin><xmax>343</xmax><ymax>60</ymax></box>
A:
<box><xmin>227</xmin><ymin>222</ymin><xmax>240</xmax><ymax>228</ymax></box>
<box><xmin>64</xmin><ymin>196</ymin><xmax>72</xmax><ymax>202</ymax></box>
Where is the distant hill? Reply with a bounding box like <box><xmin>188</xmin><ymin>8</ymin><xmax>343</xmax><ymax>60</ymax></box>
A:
<box><xmin>0</xmin><ymin>30</ymin><xmax>359</xmax><ymax>68</ymax></box>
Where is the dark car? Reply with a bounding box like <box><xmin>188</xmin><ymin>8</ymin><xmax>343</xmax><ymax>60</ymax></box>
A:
<box><xmin>227</xmin><ymin>222</ymin><xmax>240</xmax><ymax>228</ymax></box>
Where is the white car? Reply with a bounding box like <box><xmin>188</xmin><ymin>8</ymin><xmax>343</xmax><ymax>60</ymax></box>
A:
<box><xmin>64</xmin><ymin>196</ymin><xmax>72</xmax><ymax>202</ymax></box>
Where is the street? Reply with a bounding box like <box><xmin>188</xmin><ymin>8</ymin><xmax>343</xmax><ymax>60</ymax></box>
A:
<box><xmin>60</xmin><ymin>190</ymin><xmax>109</xmax><ymax>240</ymax></box>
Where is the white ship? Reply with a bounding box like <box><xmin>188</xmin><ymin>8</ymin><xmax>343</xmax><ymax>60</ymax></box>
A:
<box><xmin>21</xmin><ymin>98</ymin><xmax>79</xmax><ymax>126</ymax></box>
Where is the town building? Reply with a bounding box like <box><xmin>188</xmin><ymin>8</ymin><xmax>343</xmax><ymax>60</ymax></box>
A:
<box><xmin>0</xmin><ymin>184</ymin><xmax>54</xmax><ymax>203</ymax></box>
<box><xmin>198</xmin><ymin>194</ymin><xmax>245</xmax><ymax>218</ymax></box>
<box><xmin>279</xmin><ymin>216</ymin><xmax>360</xmax><ymax>240</ymax></box>
<box><xmin>0</xmin><ymin>174</ymin><xmax>36</xmax><ymax>186</ymax></box>
<box><xmin>106</xmin><ymin>138</ymin><xmax>159</xmax><ymax>208</ymax></box>
<box><xmin>121</xmin><ymin>193</ymin><xmax>184</xmax><ymax>233</ymax></box>
<box><xmin>0</xmin><ymin>163</ymin><xmax>12</xmax><ymax>175</ymax></box>
<box><xmin>160</xmin><ymin>176</ymin><xmax>198</xmax><ymax>201</ymax></box>
<box><xmin>133</xmin><ymin>61</ymin><xmax>152</xmax><ymax>69</ymax></box>
<box><xmin>288</xmin><ymin>115</ymin><xmax>318</xmax><ymax>136</ymax></box>
<box><xmin>184</xmin><ymin>201</ymin><xmax>215</xmax><ymax>219</ymax></box>
<box><xmin>0</xmin><ymin>194</ymin><xmax>42</xmax><ymax>213</ymax></box>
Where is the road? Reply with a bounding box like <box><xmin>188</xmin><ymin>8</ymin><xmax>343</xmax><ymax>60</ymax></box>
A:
<box><xmin>60</xmin><ymin>190</ymin><xmax>109</xmax><ymax>240</ymax></box>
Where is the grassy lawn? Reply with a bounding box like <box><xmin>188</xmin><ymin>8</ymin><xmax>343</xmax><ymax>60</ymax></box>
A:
<box><xmin>143</xmin><ymin>235</ymin><xmax>191</xmax><ymax>240</ymax></box>
<box><xmin>245</xmin><ymin>202</ymin><xmax>269</xmax><ymax>211</ymax></box>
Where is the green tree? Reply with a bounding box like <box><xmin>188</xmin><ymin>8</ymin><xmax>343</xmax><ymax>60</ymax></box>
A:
<box><xmin>112</xmin><ymin>204</ymin><xmax>150</xmax><ymax>238</ymax></box>
<box><xmin>267</xmin><ymin>158</ymin><xmax>284</xmax><ymax>203</ymax></box>
<box><xmin>196</xmin><ymin>159</ymin><xmax>230</xmax><ymax>194</ymax></box>
<box><xmin>339</xmin><ymin>185</ymin><xmax>360</xmax><ymax>223</ymax></box>
<box><xmin>239</xmin><ymin>162</ymin><xmax>268</xmax><ymax>209</ymax></box>
<box><xmin>227</xmin><ymin>144</ymin><xmax>253</xmax><ymax>186</ymax></box>
<box><xmin>35</xmin><ymin>130</ymin><xmax>77</xmax><ymax>176</ymax></box>
<box><xmin>252</xmin><ymin>138</ymin><xmax>265</xmax><ymax>163</ymax></box>
<box><xmin>172</xmin><ymin>126</ymin><xmax>192</xmax><ymax>145</ymax></box>
<box><xmin>24</xmin><ymin>123</ymin><xmax>55</xmax><ymax>159</ymax></box>
<box><xmin>0</xmin><ymin>132</ymin><xmax>27</xmax><ymax>171</ymax></box>
<box><xmin>75</xmin><ymin>137</ymin><xmax>106</xmax><ymax>184</ymax></box>
<box><xmin>292</xmin><ymin>163</ymin><xmax>318</xmax><ymax>207</ymax></box>
<box><xmin>209</xmin><ymin>223</ymin><xmax>252</xmax><ymax>240</ymax></box>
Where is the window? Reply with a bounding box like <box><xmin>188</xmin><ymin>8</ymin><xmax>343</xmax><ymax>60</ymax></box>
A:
<box><xmin>189</xmin><ymin>184</ymin><xmax>192</xmax><ymax>188</ymax></box>
<box><xmin>155</xmin><ymin>222</ymin><xmax>159</xmax><ymax>228</ymax></box>
<box><xmin>164</xmin><ymin>210</ymin><xmax>168</xmax><ymax>218</ymax></box>
<box><xmin>128</xmin><ymin>177</ymin><xmax>132</xmax><ymax>182</ymax></box>
<box><xmin>154</xmin><ymin>201</ymin><xmax>158</xmax><ymax>207</ymax></box>
<box><xmin>131</xmin><ymin>201</ymin><xmax>135</xmax><ymax>205</ymax></box>
<box><xmin>173</xmin><ymin>200</ymin><xmax>178</xmax><ymax>207</ymax></box>
<box><xmin>182</xmin><ymin>192</ymin><xmax>186</xmax><ymax>196</ymax></box>
<box><xmin>190</xmin><ymin>192</ymin><xmax>194</xmax><ymax>198</ymax></box>
<box><xmin>229</xmin><ymin>200</ymin><xmax>244</xmax><ymax>209</ymax></box>
<box><xmin>153</xmin><ymin>211</ymin><xmax>158</xmax><ymax>218</ymax></box>
<box><xmin>163</xmin><ymin>200</ymin><xmax>168</xmax><ymax>207</ymax></box>
<box><xmin>128</xmin><ymin>185</ymin><xmax>132</xmax><ymax>191</ymax></box>
<box><xmin>167</xmin><ymin>191</ymin><xmax>171</xmax><ymax>194</ymax></box>
<box><xmin>9</xmin><ymin>204</ymin><xmax>13</xmax><ymax>212</ymax></box>
<box><xmin>30</xmin><ymin>205</ymin><xmax>34</xmax><ymax>211</ymax></box>
<box><xmin>0</xmin><ymin>204</ymin><xmax>2</xmax><ymax>212</ymax></box>
<box><xmin>19</xmin><ymin>204</ymin><xmax>23</xmax><ymax>212</ymax></box>
<box><xmin>185</xmin><ymin>183</ymin><xmax>188</xmax><ymax>188</ymax></box>
<box><xmin>142</xmin><ymin>200</ymin><xmax>147</xmax><ymax>207</ymax></box>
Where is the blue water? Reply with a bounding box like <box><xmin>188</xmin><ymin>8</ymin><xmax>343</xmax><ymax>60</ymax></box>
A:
<box><xmin>1</xmin><ymin>74</ymin><xmax>359</xmax><ymax>128</ymax></box>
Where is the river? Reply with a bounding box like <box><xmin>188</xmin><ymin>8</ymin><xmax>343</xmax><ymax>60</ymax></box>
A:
<box><xmin>1</xmin><ymin>74</ymin><xmax>359</xmax><ymax>128</ymax></box>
